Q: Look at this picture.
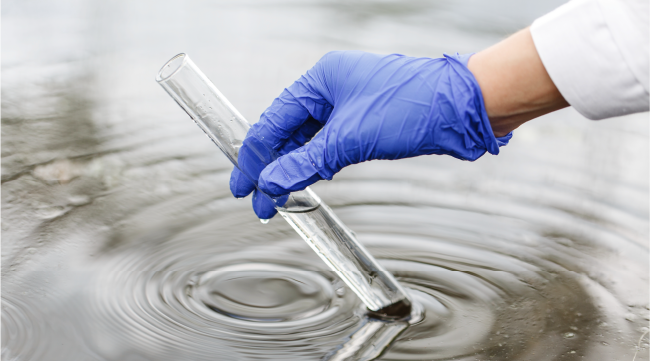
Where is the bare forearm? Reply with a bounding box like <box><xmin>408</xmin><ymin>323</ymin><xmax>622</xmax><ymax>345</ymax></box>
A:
<box><xmin>468</xmin><ymin>28</ymin><xmax>569</xmax><ymax>137</ymax></box>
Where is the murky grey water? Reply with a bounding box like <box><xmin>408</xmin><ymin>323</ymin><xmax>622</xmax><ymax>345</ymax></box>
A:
<box><xmin>2</xmin><ymin>0</ymin><xmax>649</xmax><ymax>360</ymax></box>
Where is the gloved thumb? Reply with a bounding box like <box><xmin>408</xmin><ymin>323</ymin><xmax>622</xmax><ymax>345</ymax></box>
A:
<box><xmin>258</xmin><ymin>137</ymin><xmax>329</xmax><ymax>197</ymax></box>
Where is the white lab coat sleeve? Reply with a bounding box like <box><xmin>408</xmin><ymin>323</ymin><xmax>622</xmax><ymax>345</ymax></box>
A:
<box><xmin>530</xmin><ymin>0</ymin><xmax>649</xmax><ymax>120</ymax></box>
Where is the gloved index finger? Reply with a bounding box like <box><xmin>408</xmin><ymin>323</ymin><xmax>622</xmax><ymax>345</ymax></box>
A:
<box><xmin>253</xmin><ymin>72</ymin><xmax>334</xmax><ymax>153</ymax></box>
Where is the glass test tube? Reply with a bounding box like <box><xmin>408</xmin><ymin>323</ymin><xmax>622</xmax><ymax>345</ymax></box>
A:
<box><xmin>156</xmin><ymin>53</ymin><xmax>410</xmax><ymax>315</ymax></box>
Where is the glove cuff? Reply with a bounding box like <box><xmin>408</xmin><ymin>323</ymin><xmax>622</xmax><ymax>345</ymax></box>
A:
<box><xmin>444</xmin><ymin>53</ymin><xmax>512</xmax><ymax>158</ymax></box>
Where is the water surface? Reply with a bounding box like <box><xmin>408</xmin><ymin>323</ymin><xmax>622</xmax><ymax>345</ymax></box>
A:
<box><xmin>2</xmin><ymin>0</ymin><xmax>648</xmax><ymax>360</ymax></box>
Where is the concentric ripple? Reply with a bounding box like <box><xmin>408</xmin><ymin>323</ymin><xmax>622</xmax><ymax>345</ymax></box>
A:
<box><xmin>59</xmin><ymin>172</ymin><xmax>646</xmax><ymax>361</ymax></box>
<box><xmin>2</xmin><ymin>296</ymin><xmax>43</xmax><ymax>361</ymax></box>
<box><xmin>86</xmin><ymin>222</ymin><xmax>365</xmax><ymax>360</ymax></box>
<box><xmin>190</xmin><ymin>263</ymin><xmax>335</xmax><ymax>322</ymax></box>
<box><xmin>2</xmin><ymin>285</ymin><xmax>95</xmax><ymax>361</ymax></box>
<box><xmin>3</xmin><ymin>141</ymin><xmax>648</xmax><ymax>361</ymax></box>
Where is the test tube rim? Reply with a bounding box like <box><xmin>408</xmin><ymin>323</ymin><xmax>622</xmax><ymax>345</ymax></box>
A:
<box><xmin>156</xmin><ymin>53</ymin><xmax>188</xmax><ymax>83</ymax></box>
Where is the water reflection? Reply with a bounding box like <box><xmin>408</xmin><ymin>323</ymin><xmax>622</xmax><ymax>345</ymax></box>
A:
<box><xmin>324</xmin><ymin>317</ymin><xmax>409</xmax><ymax>361</ymax></box>
<box><xmin>2</xmin><ymin>0</ymin><xmax>648</xmax><ymax>360</ymax></box>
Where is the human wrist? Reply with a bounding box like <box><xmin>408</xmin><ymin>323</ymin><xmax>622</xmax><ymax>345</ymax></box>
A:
<box><xmin>467</xmin><ymin>28</ymin><xmax>568</xmax><ymax>137</ymax></box>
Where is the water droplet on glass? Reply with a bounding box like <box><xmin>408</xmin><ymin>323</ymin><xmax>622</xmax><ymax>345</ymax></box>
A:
<box><xmin>260</xmin><ymin>219</ymin><xmax>270</xmax><ymax>224</ymax></box>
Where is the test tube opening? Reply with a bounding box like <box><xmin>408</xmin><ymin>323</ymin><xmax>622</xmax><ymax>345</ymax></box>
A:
<box><xmin>157</xmin><ymin>53</ymin><xmax>187</xmax><ymax>82</ymax></box>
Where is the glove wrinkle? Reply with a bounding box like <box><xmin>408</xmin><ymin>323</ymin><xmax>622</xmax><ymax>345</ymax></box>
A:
<box><xmin>231</xmin><ymin>51</ymin><xmax>512</xmax><ymax>218</ymax></box>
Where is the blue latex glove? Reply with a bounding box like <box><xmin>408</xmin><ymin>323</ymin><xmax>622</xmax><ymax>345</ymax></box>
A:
<box><xmin>230</xmin><ymin>51</ymin><xmax>512</xmax><ymax>219</ymax></box>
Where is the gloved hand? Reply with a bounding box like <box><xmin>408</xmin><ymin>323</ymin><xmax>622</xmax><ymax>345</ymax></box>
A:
<box><xmin>230</xmin><ymin>51</ymin><xmax>512</xmax><ymax>219</ymax></box>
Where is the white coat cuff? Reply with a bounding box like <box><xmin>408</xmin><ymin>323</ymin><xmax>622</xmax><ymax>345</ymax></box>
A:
<box><xmin>531</xmin><ymin>0</ymin><xmax>649</xmax><ymax>120</ymax></box>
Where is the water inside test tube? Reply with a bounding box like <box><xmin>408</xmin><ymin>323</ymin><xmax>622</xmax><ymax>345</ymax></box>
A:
<box><xmin>278</xmin><ymin>204</ymin><xmax>408</xmax><ymax>313</ymax></box>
